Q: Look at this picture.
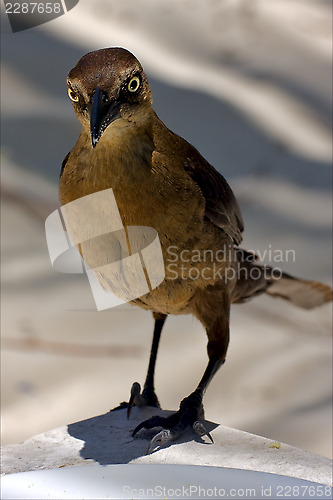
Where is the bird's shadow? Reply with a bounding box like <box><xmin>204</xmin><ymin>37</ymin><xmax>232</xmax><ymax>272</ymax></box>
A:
<box><xmin>67</xmin><ymin>406</ymin><xmax>218</xmax><ymax>465</ymax></box>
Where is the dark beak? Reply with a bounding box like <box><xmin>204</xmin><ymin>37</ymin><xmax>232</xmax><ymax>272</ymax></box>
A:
<box><xmin>90</xmin><ymin>85</ymin><xmax>121</xmax><ymax>148</ymax></box>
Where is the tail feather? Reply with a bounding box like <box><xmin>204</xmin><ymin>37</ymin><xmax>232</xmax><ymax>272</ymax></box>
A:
<box><xmin>266</xmin><ymin>272</ymin><xmax>333</xmax><ymax>310</ymax></box>
<box><xmin>233</xmin><ymin>249</ymin><xmax>332</xmax><ymax>310</ymax></box>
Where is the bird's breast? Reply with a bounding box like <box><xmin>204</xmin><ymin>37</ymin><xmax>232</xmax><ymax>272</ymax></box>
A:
<box><xmin>59</xmin><ymin>131</ymin><xmax>234</xmax><ymax>313</ymax></box>
<box><xmin>60</xmin><ymin>134</ymin><xmax>205</xmax><ymax>243</ymax></box>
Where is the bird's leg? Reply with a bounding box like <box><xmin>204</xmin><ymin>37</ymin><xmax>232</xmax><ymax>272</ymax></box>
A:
<box><xmin>126</xmin><ymin>312</ymin><xmax>167</xmax><ymax>418</ymax></box>
<box><xmin>132</xmin><ymin>285</ymin><xmax>230</xmax><ymax>454</ymax></box>
<box><xmin>140</xmin><ymin>313</ymin><xmax>166</xmax><ymax>405</ymax></box>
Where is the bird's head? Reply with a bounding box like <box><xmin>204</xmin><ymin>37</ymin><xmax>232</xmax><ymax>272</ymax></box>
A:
<box><xmin>66</xmin><ymin>47</ymin><xmax>153</xmax><ymax>148</ymax></box>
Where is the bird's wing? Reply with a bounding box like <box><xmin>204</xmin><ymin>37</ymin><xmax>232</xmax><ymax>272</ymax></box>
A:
<box><xmin>60</xmin><ymin>152</ymin><xmax>70</xmax><ymax>178</ymax></box>
<box><xmin>184</xmin><ymin>152</ymin><xmax>244</xmax><ymax>245</ymax></box>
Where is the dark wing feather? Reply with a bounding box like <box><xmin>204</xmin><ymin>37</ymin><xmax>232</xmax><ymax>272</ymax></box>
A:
<box><xmin>60</xmin><ymin>152</ymin><xmax>70</xmax><ymax>178</ymax></box>
<box><xmin>184</xmin><ymin>153</ymin><xmax>244</xmax><ymax>245</ymax></box>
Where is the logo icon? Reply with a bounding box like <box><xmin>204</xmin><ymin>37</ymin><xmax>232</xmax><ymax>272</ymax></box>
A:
<box><xmin>3</xmin><ymin>0</ymin><xmax>80</xmax><ymax>33</ymax></box>
<box><xmin>45</xmin><ymin>188</ymin><xmax>165</xmax><ymax>310</ymax></box>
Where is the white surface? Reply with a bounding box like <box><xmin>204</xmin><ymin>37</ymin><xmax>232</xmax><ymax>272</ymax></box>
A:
<box><xmin>2</xmin><ymin>464</ymin><xmax>332</xmax><ymax>500</ymax></box>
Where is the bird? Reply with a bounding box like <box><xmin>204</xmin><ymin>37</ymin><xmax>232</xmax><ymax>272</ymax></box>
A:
<box><xmin>59</xmin><ymin>47</ymin><xmax>332</xmax><ymax>453</ymax></box>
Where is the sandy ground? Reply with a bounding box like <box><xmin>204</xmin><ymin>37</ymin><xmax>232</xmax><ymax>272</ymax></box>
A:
<box><xmin>1</xmin><ymin>0</ymin><xmax>332</xmax><ymax>458</ymax></box>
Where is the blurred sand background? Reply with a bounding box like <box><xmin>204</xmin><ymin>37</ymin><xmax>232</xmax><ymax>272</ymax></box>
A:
<box><xmin>1</xmin><ymin>0</ymin><xmax>332</xmax><ymax>458</ymax></box>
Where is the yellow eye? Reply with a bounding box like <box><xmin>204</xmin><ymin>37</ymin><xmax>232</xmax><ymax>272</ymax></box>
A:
<box><xmin>68</xmin><ymin>88</ymin><xmax>79</xmax><ymax>102</ymax></box>
<box><xmin>128</xmin><ymin>76</ymin><xmax>140</xmax><ymax>93</ymax></box>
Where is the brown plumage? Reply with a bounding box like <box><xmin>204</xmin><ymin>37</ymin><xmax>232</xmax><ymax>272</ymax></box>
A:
<box><xmin>59</xmin><ymin>47</ymin><xmax>332</xmax><ymax>452</ymax></box>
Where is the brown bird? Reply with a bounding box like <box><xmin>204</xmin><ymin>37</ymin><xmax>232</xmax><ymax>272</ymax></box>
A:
<box><xmin>59</xmin><ymin>47</ymin><xmax>332</xmax><ymax>453</ymax></box>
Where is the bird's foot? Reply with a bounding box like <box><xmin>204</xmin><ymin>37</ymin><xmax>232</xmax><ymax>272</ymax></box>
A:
<box><xmin>132</xmin><ymin>389</ymin><xmax>213</xmax><ymax>454</ymax></box>
<box><xmin>112</xmin><ymin>382</ymin><xmax>160</xmax><ymax>419</ymax></box>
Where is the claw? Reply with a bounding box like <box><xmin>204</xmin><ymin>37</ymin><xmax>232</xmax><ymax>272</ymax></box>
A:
<box><xmin>132</xmin><ymin>415</ymin><xmax>167</xmax><ymax>437</ymax></box>
<box><xmin>127</xmin><ymin>382</ymin><xmax>141</xmax><ymax>419</ymax></box>
<box><xmin>131</xmin><ymin>390</ymin><xmax>213</xmax><ymax>450</ymax></box>
<box><xmin>127</xmin><ymin>382</ymin><xmax>161</xmax><ymax>418</ymax></box>
<box><xmin>146</xmin><ymin>429</ymin><xmax>172</xmax><ymax>454</ymax></box>
<box><xmin>193</xmin><ymin>421</ymin><xmax>214</xmax><ymax>443</ymax></box>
